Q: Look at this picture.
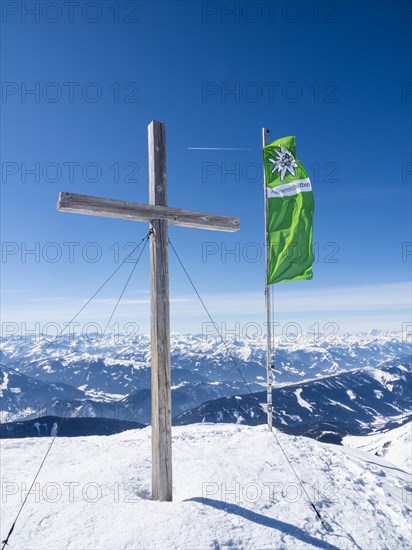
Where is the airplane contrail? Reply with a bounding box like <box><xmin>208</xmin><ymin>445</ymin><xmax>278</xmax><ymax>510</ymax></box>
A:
<box><xmin>187</xmin><ymin>147</ymin><xmax>255</xmax><ymax>151</ymax></box>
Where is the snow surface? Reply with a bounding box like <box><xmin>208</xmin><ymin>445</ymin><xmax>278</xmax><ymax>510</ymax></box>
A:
<box><xmin>1</xmin><ymin>424</ymin><xmax>411</xmax><ymax>549</ymax></box>
<box><xmin>346</xmin><ymin>390</ymin><xmax>356</xmax><ymax>401</ymax></box>
<box><xmin>0</xmin><ymin>370</ymin><xmax>9</xmax><ymax>396</ymax></box>
<box><xmin>294</xmin><ymin>388</ymin><xmax>314</xmax><ymax>412</ymax></box>
<box><xmin>344</xmin><ymin>422</ymin><xmax>412</xmax><ymax>474</ymax></box>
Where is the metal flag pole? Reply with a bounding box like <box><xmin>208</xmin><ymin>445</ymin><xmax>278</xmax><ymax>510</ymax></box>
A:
<box><xmin>262</xmin><ymin>127</ymin><xmax>273</xmax><ymax>430</ymax></box>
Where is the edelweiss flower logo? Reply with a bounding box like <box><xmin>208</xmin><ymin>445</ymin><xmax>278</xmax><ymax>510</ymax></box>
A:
<box><xmin>268</xmin><ymin>146</ymin><xmax>298</xmax><ymax>181</ymax></box>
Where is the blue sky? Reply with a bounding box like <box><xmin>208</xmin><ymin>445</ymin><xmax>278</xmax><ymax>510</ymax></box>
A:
<box><xmin>1</xmin><ymin>0</ymin><xmax>411</xmax><ymax>337</ymax></box>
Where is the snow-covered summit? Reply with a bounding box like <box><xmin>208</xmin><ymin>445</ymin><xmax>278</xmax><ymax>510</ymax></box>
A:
<box><xmin>1</xmin><ymin>423</ymin><xmax>411</xmax><ymax>549</ymax></box>
<box><xmin>344</xmin><ymin>421</ymin><xmax>412</xmax><ymax>473</ymax></box>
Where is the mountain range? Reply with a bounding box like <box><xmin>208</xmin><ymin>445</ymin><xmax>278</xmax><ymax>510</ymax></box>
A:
<box><xmin>174</xmin><ymin>358</ymin><xmax>411</xmax><ymax>443</ymax></box>
<box><xmin>1</xmin><ymin>330</ymin><xmax>409</xmax><ymax>394</ymax></box>
<box><xmin>1</xmin><ymin>331</ymin><xmax>411</xmax><ymax>443</ymax></box>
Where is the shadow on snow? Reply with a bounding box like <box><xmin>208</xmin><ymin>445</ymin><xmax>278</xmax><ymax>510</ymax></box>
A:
<box><xmin>185</xmin><ymin>497</ymin><xmax>341</xmax><ymax>550</ymax></box>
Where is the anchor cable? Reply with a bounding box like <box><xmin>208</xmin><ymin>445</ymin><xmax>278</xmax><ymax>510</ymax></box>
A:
<box><xmin>32</xmin><ymin>232</ymin><xmax>150</xmax><ymax>354</ymax></box>
<box><xmin>168</xmin><ymin>238</ymin><xmax>254</xmax><ymax>395</ymax></box>
<box><xmin>168</xmin><ymin>238</ymin><xmax>362</xmax><ymax>546</ymax></box>
<box><xmin>1</xmin><ymin>233</ymin><xmax>150</xmax><ymax>550</ymax></box>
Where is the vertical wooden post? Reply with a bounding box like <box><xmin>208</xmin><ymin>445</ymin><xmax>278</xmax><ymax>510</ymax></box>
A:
<box><xmin>148</xmin><ymin>120</ymin><xmax>172</xmax><ymax>501</ymax></box>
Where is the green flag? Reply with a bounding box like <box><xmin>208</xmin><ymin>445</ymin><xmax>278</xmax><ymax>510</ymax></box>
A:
<box><xmin>263</xmin><ymin>136</ymin><xmax>314</xmax><ymax>285</ymax></box>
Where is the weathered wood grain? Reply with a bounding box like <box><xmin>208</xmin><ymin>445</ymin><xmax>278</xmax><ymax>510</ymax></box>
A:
<box><xmin>57</xmin><ymin>192</ymin><xmax>240</xmax><ymax>232</ymax></box>
<box><xmin>148</xmin><ymin>121</ymin><xmax>173</xmax><ymax>502</ymax></box>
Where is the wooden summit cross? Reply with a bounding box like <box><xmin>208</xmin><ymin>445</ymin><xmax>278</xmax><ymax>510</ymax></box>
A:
<box><xmin>57</xmin><ymin>120</ymin><xmax>240</xmax><ymax>501</ymax></box>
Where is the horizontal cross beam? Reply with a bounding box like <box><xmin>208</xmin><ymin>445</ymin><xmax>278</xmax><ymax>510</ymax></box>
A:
<box><xmin>57</xmin><ymin>192</ymin><xmax>240</xmax><ymax>232</ymax></box>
